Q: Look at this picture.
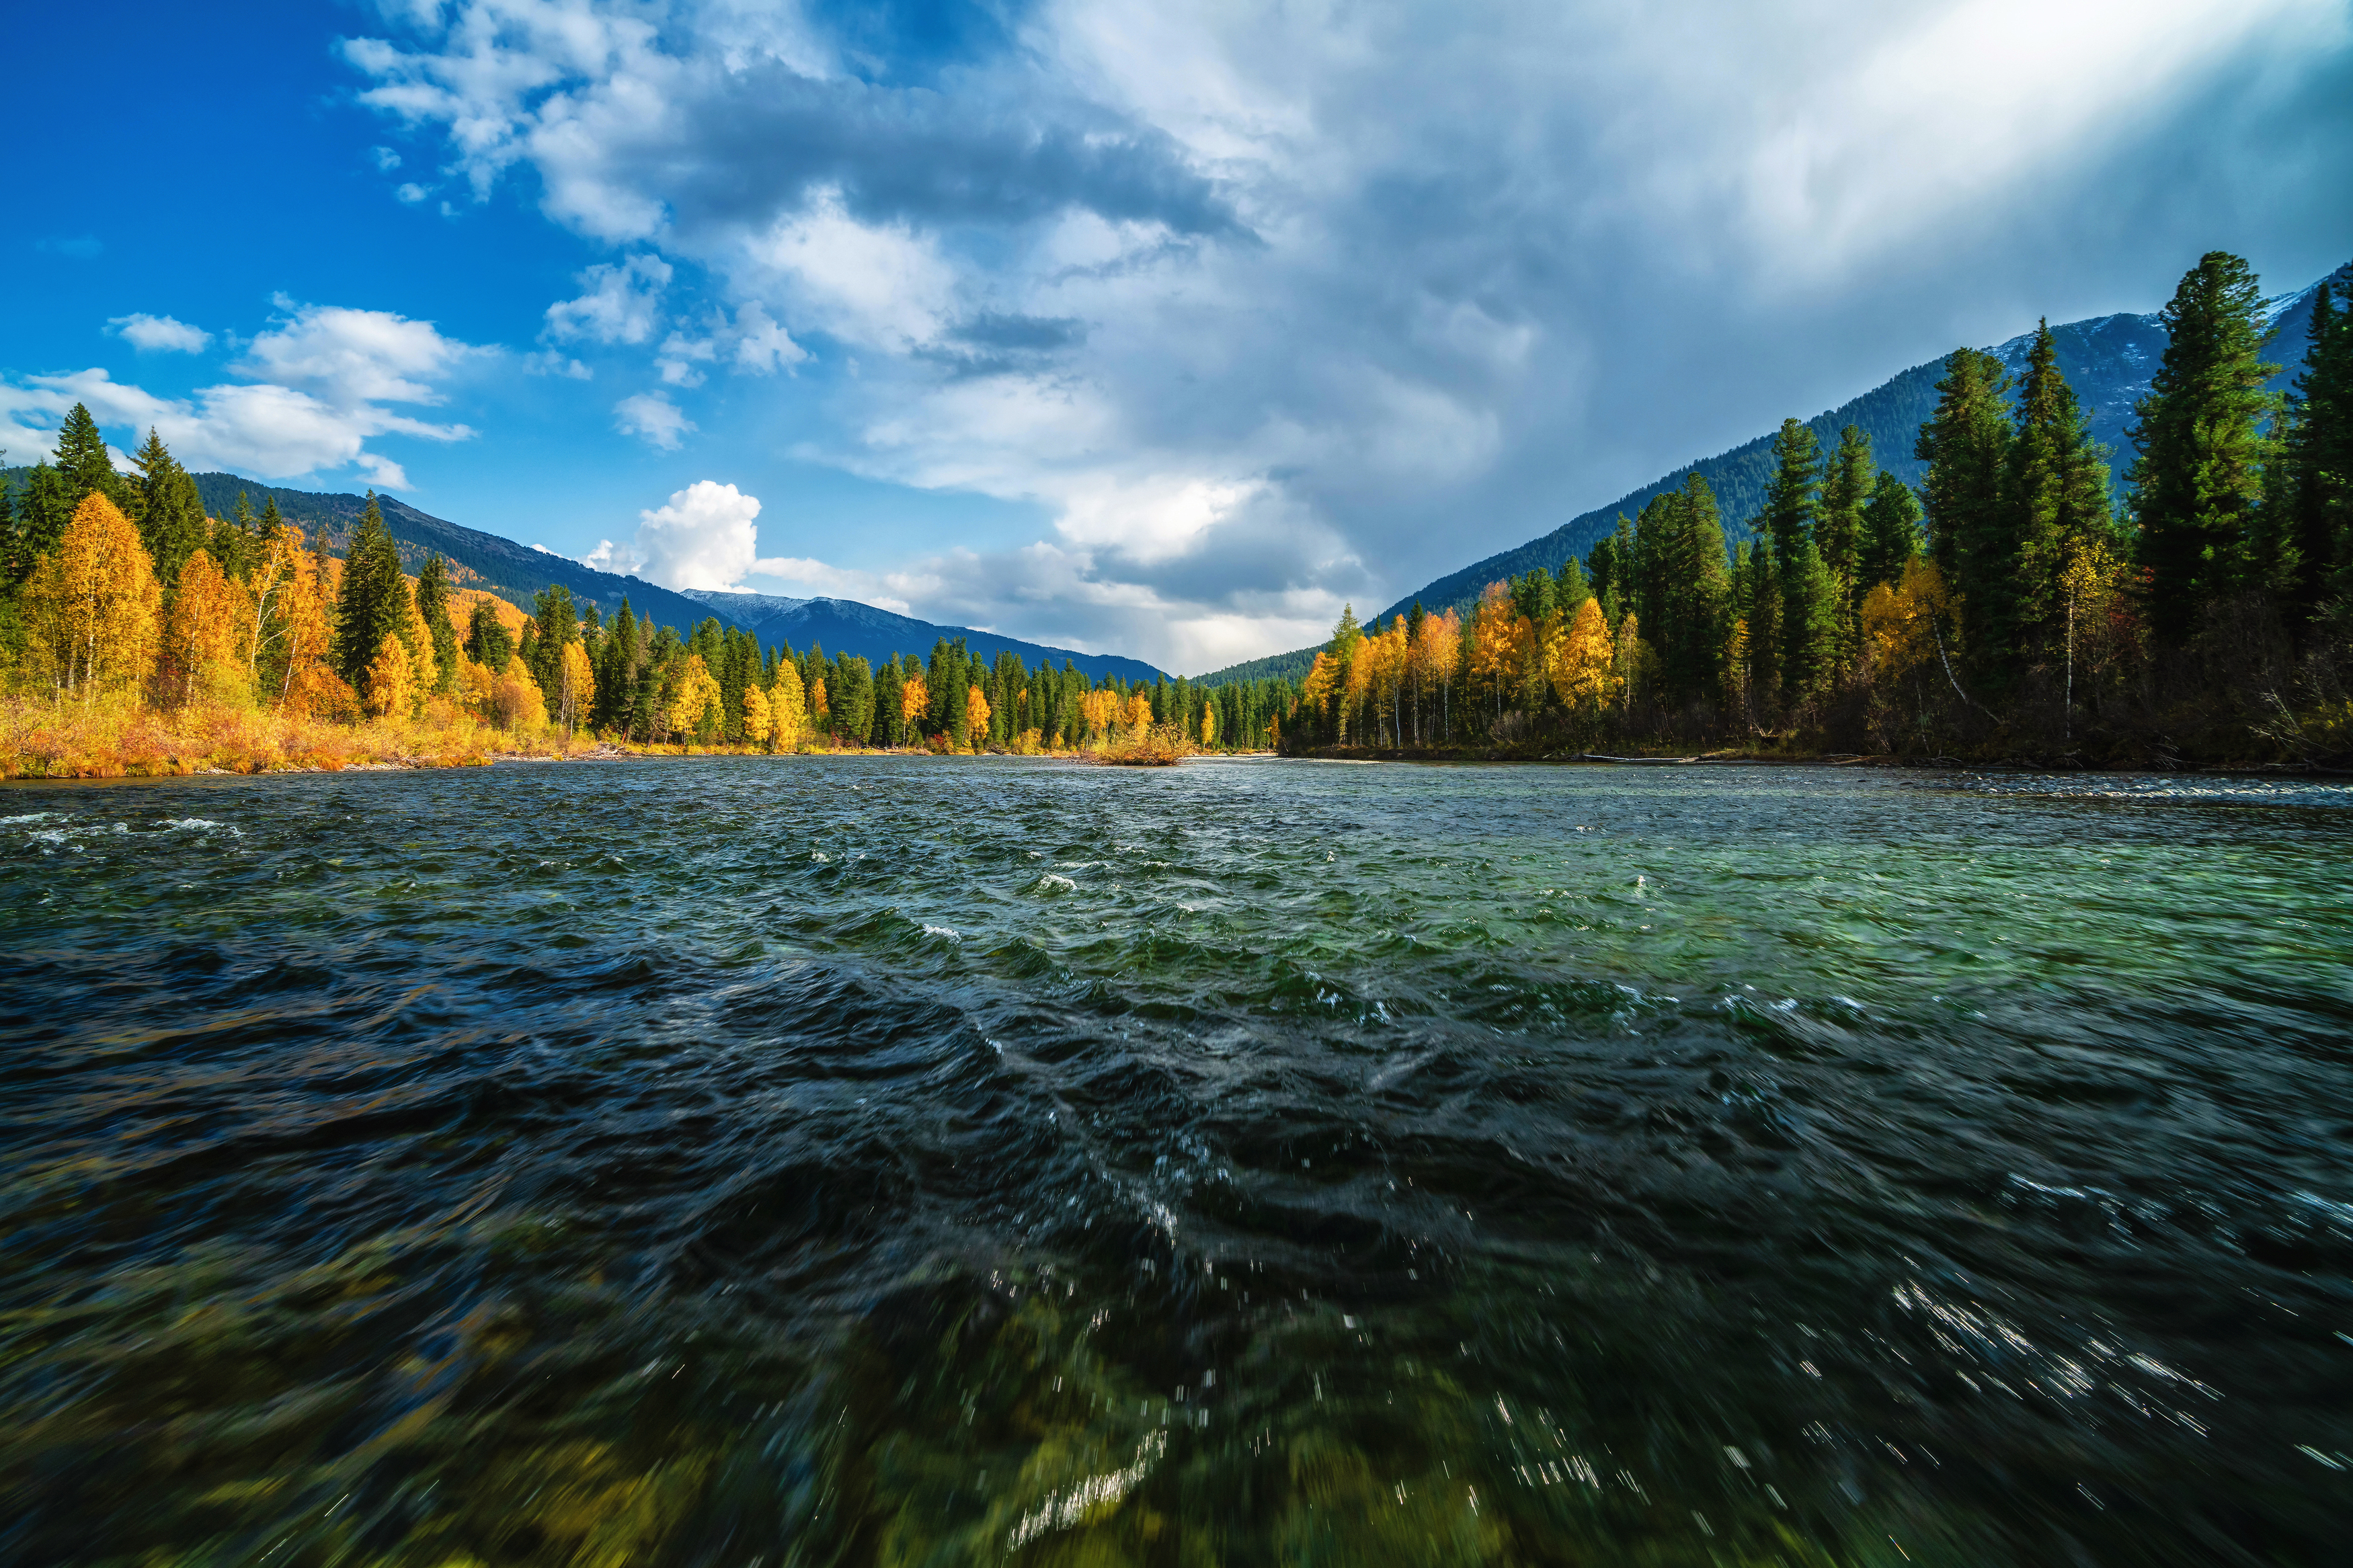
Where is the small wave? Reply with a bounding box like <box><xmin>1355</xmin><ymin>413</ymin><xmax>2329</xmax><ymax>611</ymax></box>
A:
<box><xmin>1035</xmin><ymin>874</ymin><xmax>1077</xmax><ymax>895</ymax></box>
<box><xmin>156</xmin><ymin>819</ymin><xmax>241</xmax><ymax>836</ymax></box>
<box><xmin>922</xmin><ymin>924</ymin><xmax>961</xmax><ymax>942</ymax></box>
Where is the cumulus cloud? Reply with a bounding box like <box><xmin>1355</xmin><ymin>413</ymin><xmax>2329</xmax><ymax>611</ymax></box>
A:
<box><xmin>346</xmin><ymin>0</ymin><xmax>2353</xmax><ymax>670</ymax></box>
<box><xmin>544</xmin><ymin>254</ymin><xmax>673</xmax><ymax>345</ymax></box>
<box><xmin>584</xmin><ymin>479</ymin><xmax>762</xmax><ymax>588</ymax></box>
<box><xmin>0</xmin><ymin>300</ymin><xmax>481</xmax><ymax>489</ymax></box>
<box><xmin>614</xmin><ymin>390</ymin><xmax>694</xmax><ymax>449</ymax></box>
<box><xmin>108</xmin><ymin>314</ymin><xmax>213</xmax><ymax>354</ymax></box>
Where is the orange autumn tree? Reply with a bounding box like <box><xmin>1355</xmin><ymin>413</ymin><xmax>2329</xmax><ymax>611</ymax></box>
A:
<box><xmin>1466</xmin><ymin>582</ymin><xmax>1517</xmax><ymax>727</ymax></box>
<box><xmin>362</xmin><ymin>636</ymin><xmax>414</xmax><ymax>720</ymax></box>
<box><xmin>742</xmin><ymin>683</ymin><xmax>773</xmax><ymax>750</ymax></box>
<box><xmin>555</xmin><ymin>641</ymin><xmax>594</xmax><ymax>740</ymax></box>
<box><xmin>898</xmin><ymin>672</ymin><xmax>927</xmax><ymax>732</ymax></box>
<box><xmin>23</xmin><ymin>493</ymin><xmax>161</xmax><ymax>701</ymax></box>
<box><xmin>159</xmin><ymin>548</ymin><xmax>247</xmax><ymax>709</ymax></box>
<box><xmin>1552</xmin><ymin>597</ymin><xmax>1615</xmax><ymax>713</ymax></box>
<box><xmin>965</xmin><ymin>684</ymin><xmax>992</xmax><ymax>747</ymax></box>
<box><xmin>1078</xmin><ymin>687</ymin><xmax>1121</xmax><ymax>740</ymax></box>
<box><xmin>774</xmin><ymin>660</ymin><xmax>808</xmax><ymax>744</ymax></box>
<box><xmin>1125</xmin><ymin>690</ymin><xmax>1154</xmax><ymax>731</ymax></box>
<box><xmin>1414</xmin><ymin>609</ymin><xmax>1460</xmax><ymax>741</ymax></box>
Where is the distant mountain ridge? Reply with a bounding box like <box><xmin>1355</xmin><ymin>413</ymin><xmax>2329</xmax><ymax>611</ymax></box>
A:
<box><xmin>679</xmin><ymin>588</ymin><xmax>1166</xmax><ymax>682</ymax></box>
<box><xmin>1200</xmin><ymin>257</ymin><xmax>2353</xmax><ymax>686</ymax></box>
<box><xmin>151</xmin><ymin>474</ymin><xmax>1164</xmax><ymax>682</ymax></box>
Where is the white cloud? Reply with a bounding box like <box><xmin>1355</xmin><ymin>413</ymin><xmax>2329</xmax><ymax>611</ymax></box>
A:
<box><xmin>523</xmin><ymin>349</ymin><xmax>593</xmax><ymax>378</ymax></box>
<box><xmin>371</xmin><ymin>145</ymin><xmax>403</xmax><ymax>171</ymax></box>
<box><xmin>108</xmin><ymin>314</ymin><xmax>213</xmax><ymax>354</ymax></box>
<box><xmin>239</xmin><ymin>298</ymin><xmax>481</xmax><ymax>408</ymax></box>
<box><xmin>396</xmin><ymin>182</ymin><xmax>431</xmax><ymax>204</ymax></box>
<box><xmin>0</xmin><ymin>298</ymin><xmax>480</xmax><ymax>488</ymax></box>
<box><xmin>614</xmin><ymin>390</ymin><xmax>693</xmax><ymax>449</ymax></box>
<box><xmin>588</xmin><ymin>479</ymin><xmax>762</xmax><ymax>589</ymax></box>
<box><xmin>741</xmin><ymin>188</ymin><xmax>959</xmax><ymax>350</ymax></box>
<box><xmin>544</xmin><ymin>254</ymin><xmax>673</xmax><ymax>345</ymax></box>
<box><xmin>731</xmin><ymin>301</ymin><xmax>806</xmax><ymax>374</ymax></box>
<box><xmin>346</xmin><ymin>0</ymin><xmax>2353</xmax><ymax>669</ymax></box>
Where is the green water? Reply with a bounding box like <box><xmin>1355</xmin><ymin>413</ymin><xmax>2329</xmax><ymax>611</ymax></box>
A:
<box><xmin>2</xmin><ymin>758</ymin><xmax>2350</xmax><ymax>1565</ymax></box>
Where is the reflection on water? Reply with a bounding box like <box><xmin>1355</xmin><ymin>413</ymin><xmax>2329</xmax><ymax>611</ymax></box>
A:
<box><xmin>3</xmin><ymin>759</ymin><xmax>2350</xmax><ymax>1565</ymax></box>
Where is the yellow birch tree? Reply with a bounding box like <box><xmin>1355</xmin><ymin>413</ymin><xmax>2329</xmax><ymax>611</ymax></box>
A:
<box><xmin>23</xmin><ymin>493</ymin><xmax>161</xmax><ymax>701</ymax></box>
<box><xmin>775</xmin><ymin>661</ymin><xmax>809</xmax><ymax>745</ymax></box>
<box><xmin>159</xmin><ymin>548</ymin><xmax>248</xmax><ymax>708</ymax></box>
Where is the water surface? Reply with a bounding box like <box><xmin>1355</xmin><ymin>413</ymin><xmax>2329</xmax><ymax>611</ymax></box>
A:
<box><xmin>3</xmin><ymin>758</ymin><xmax>2350</xmax><ymax>1566</ymax></box>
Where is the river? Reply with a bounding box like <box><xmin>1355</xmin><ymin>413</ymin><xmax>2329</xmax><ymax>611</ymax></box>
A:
<box><xmin>3</xmin><ymin>757</ymin><xmax>2350</xmax><ymax>1565</ymax></box>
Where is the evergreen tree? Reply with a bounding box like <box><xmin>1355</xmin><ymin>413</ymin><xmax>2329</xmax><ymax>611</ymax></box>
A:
<box><xmin>531</xmin><ymin>585</ymin><xmax>580</xmax><ymax>695</ymax></box>
<box><xmin>1917</xmin><ymin>347</ymin><xmax>2014</xmax><ymax>668</ymax></box>
<box><xmin>2128</xmin><ymin>251</ymin><xmax>2277</xmax><ymax>647</ymax></box>
<box><xmin>592</xmin><ymin>600</ymin><xmax>639</xmax><ymax>731</ymax></box>
<box><xmin>1819</xmin><ymin>425</ymin><xmax>1874</xmax><ymax>664</ymax></box>
<box><xmin>1858</xmin><ymin>474</ymin><xmax>1924</xmax><ymax>595</ymax></box>
<box><xmin>333</xmin><ymin>493</ymin><xmax>409</xmax><ymax>686</ymax></box>
<box><xmin>1762</xmin><ymin>417</ymin><xmax>1823</xmax><ymax>702</ymax></box>
<box><xmin>12</xmin><ymin>464</ymin><xmax>70</xmax><ymax>585</ymax></box>
<box><xmin>414</xmin><ymin>555</ymin><xmax>461</xmax><ymax>692</ymax></box>
<box><xmin>0</xmin><ymin>466</ymin><xmax>15</xmax><ymax>590</ymax></box>
<box><xmin>2282</xmin><ymin>280</ymin><xmax>2353</xmax><ymax>621</ymax></box>
<box><xmin>2003</xmin><ymin>319</ymin><xmax>2116</xmax><ymax>676</ymax></box>
<box><xmin>466</xmin><ymin>598</ymin><xmax>516</xmax><ymax>669</ymax></box>
<box><xmin>1658</xmin><ymin>472</ymin><xmax>1728</xmax><ymax>704</ymax></box>
<box><xmin>52</xmin><ymin>404</ymin><xmax>130</xmax><ymax>509</ymax></box>
<box><xmin>129</xmin><ymin>427</ymin><xmax>208</xmax><ymax>587</ymax></box>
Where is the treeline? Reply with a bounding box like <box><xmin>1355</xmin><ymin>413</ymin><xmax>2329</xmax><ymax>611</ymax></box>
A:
<box><xmin>1279</xmin><ymin>251</ymin><xmax>2353</xmax><ymax>761</ymax></box>
<box><xmin>0</xmin><ymin>419</ymin><xmax>1304</xmax><ymax>757</ymax></box>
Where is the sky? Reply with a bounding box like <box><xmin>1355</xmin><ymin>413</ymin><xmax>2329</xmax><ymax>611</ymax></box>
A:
<box><xmin>3</xmin><ymin>1</ymin><xmax>2350</xmax><ymax>675</ymax></box>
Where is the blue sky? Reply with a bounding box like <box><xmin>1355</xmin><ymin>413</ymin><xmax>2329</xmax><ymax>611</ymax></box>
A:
<box><xmin>4</xmin><ymin>0</ymin><xmax>2350</xmax><ymax>673</ymax></box>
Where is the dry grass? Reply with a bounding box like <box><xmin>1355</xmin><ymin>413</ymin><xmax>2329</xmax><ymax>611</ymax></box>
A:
<box><xmin>0</xmin><ymin>694</ymin><xmax>532</xmax><ymax>778</ymax></box>
<box><xmin>1087</xmin><ymin>723</ymin><xmax>1197</xmax><ymax>767</ymax></box>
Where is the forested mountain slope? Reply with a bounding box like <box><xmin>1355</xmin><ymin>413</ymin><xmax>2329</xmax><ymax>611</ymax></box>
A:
<box><xmin>1200</xmin><ymin>258</ymin><xmax>2353</xmax><ymax>686</ymax></box>
<box><xmin>680</xmin><ymin>589</ymin><xmax>1165</xmax><ymax>682</ymax></box>
<box><xmin>151</xmin><ymin>474</ymin><xmax>1162</xmax><ymax>678</ymax></box>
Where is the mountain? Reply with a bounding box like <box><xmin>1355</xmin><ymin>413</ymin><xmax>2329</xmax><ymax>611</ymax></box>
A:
<box><xmin>678</xmin><ymin>589</ymin><xmax>1165</xmax><ymax>682</ymax></box>
<box><xmin>147</xmin><ymin>475</ymin><xmax>1162</xmax><ymax>679</ymax></box>
<box><xmin>1199</xmin><ymin>257</ymin><xmax>2353</xmax><ymax>687</ymax></box>
<box><xmin>178</xmin><ymin>474</ymin><xmax>727</xmax><ymax>636</ymax></box>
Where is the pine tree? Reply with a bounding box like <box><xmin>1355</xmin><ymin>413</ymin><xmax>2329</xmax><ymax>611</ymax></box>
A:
<box><xmin>2003</xmin><ymin>320</ymin><xmax>2116</xmax><ymax>679</ymax></box>
<box><xmin>2129</xmin><ymin>251</ymin><xmax>2278</xmax><ymax>647</ymax></box>
<box><xmin>130</xmin><ymin>428</ymin><xmax>208</xmax><ymax>587</ymax></box>
<box><xmin>0</xmin><ymin>467</ymin><xmax>16</xmax><ymax>591</ymax></box>
<box><xmin>531</xmin><ymin>585</ymin><xmax>580</xmax><ymax>696</ymax></box>
<box><xmin>12</xmin><ymin>464</ymin><xmax>70</xmax><ymax>586</ymax></box>
<box><xmin>1819</xmin><ymin>425</ymin><xmax>1874</xmax><ymax>667</ymax></box>
<box><xmin>1657</xmin><ymin>474</ymin><xmax>1728</xmax><ymax>704</ymax></box>
<box><xmin>414</xmin><ymin>554</ymin><xmax>461</xmax><ymax>692</ymax></box>
<box><xmin>1762</xmin><ymin>418</ymin><xmax>1823</xmax><ymax>704</ymax></box>
<box><xmin>52</xmin><ymin>404</ymin><xmax>130</xmax><ymax>509</ymax></box>
<box><xmin>1917</xmin><ymin>347</ymin><xmax>2015</xmax><ymax>675</ymax></box>
<box><xmin>333</xmin><ymin>493</ymin><xmax>409</xmax><ymax>686</ymax></box>
<box><xmin>466</xmin><ymin>598</ymin><xmax>516</xmax><ymax>669</ymax></box>
<box><xmin>2281</xmin><ymin>280</ymin><xmax>2353</xmax><ymax>622</ymax></box>
<box><xmin>1858</xmin><ymin>473</ymin><xmax>1925</xmax><ymax>595</ymax></box>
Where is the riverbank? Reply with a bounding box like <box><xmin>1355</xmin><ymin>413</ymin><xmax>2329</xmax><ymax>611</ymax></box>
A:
<box><xmin>1281</xmin><ymin>739</ymin><xmax>2353</xmax><ymax>772</ymax></box>
<box><xmin>0</xmin><ymin>698</ymin><xmax>1279</xmax><ymax>779</ymax></box>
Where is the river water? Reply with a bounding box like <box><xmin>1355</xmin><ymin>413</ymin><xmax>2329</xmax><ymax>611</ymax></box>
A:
<box><xmin>3</xmin><ymin>757</ymin><xmax>2350</xmax><ymax>1566</ymax></box>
